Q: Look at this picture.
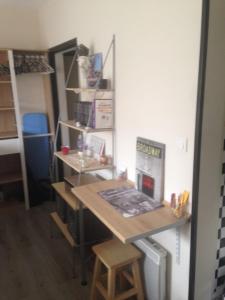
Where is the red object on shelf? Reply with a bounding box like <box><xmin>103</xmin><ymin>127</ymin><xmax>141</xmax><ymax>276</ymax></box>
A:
<box><xmin>61</xmin><ymin>146</ymin><xmax>70</xmax><ymax>155</ymax></box>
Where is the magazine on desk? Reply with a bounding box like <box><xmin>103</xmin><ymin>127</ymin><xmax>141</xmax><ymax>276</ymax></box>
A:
<box><xmin>99</xmin><ymin>186</ymin><xmax>163</xmax><ymax>218</ymax></box>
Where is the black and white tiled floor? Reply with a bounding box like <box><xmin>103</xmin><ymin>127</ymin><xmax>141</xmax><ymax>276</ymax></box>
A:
<box><xmin>213</xmin><ymin>140</ymin><xmax>225</xmax><ymax>298</ymax></box>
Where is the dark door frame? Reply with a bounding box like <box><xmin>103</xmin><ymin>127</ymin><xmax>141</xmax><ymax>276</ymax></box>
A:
<box><xmin>48</xmin><ymin>38</ymin><xmax>77</xmax><ymax>128</ymax></box>
<box><xmin>48</xmin><ymin>38</ymin><xmax>77</xmax><ymax>179</ymax></box>
<box><xmin>188</xmin><ymin>0</ymin><xmax>210</xmax><ymax>299</ymax></box>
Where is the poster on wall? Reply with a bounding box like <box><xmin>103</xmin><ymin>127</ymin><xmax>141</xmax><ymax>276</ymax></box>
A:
<box><xmin>136</xmin><ymin>137</ymin><xmax>165</xmax><ymax>204</ymax></box>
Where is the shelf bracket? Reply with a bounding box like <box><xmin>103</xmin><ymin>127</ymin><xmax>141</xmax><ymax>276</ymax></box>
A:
<box><xmin>175</xmin><ymin>227</ymin><xmax>181</xmax><ymax>264</ymax></box>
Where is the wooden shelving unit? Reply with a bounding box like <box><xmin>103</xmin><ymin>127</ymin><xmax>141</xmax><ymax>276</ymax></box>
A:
<box><xmin>52</xmin><ymin>38</ymin><xmax>116</xmax><ymax>274</ymax></box>
<box><xmin>0</xmin><ymin>49</ymin><xmax>54</xmax><ymax>209</ymax></box>
<box><xmin>0</xmin><ymin>51</ymin><xmax>21</xmax><ymax>188</ymax></box>
<box><xmin>0</xmin><ymin>50</ymin><xmax>30</xmax><ymax>209</ymax></box>
<box><xmin>55</xmin><ymin>37</ymin><xmax>115</xmax><ymax>177</ymax></box>
<box><xmin>0</xmin><ymin>51</ymin><xmax>17</xmax><ymax>140</ymax></box>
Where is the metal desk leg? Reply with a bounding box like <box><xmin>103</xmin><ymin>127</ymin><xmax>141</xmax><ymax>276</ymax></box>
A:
<box><xmin>72</xmin><ymin>246</ymin><xmax>77</xmax><ymax>278</ymax></box>
<box><xmin>79</xmin><ymin>201</ymin><xmax>87</xmax><ymax>285</ymax></box>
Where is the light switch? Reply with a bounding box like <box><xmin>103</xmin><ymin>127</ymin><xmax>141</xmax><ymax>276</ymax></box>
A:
<box><xmin>176</xmin><ymin>137</ymin><xmax>188</xmax><ymax>152</ymax></box>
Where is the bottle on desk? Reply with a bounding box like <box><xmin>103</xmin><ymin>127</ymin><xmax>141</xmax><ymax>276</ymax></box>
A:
<box><xmin>77</xmin><ymin>134</ymin><xmax>83</xmax><ymax>153</ymax></box>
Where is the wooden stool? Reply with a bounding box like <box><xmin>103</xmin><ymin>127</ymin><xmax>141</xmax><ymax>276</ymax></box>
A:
<box><xmin>91</xmin><ymin>239</ymin><xmax>144</xmax><ymax>300</ymax></box>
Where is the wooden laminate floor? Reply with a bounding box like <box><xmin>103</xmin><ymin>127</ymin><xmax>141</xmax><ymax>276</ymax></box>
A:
<box><xmin>0</xmin><ymin>201</ymin><xmax>90</xmax><ymax>300</ymax></box>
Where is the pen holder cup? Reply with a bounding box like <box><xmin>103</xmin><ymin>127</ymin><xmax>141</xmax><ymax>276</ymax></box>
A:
<box><xmin>172</xmin><ymin>204</ymin><xmax>187</xmax><ymax>218</ymax></box>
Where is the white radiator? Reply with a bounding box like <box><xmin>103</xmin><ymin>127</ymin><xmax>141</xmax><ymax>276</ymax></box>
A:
<box><xmin>133</xmin><ymin>238</ymin><xmax>167</xmax><ymax>300</ymax></box>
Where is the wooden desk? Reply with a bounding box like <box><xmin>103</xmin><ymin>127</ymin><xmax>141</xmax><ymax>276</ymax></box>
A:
<box><xmin>72</xmin><ymin>179</ymin><xmax>189</xmax><ymax>284</ymax></box>
<box><xmin>72</xmin><ymin>179</ymin><xmax>188</xmax><ymax>244</ymax></box>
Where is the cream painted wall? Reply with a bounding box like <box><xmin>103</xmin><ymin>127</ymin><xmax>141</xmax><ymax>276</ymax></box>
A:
<box><xmin>194</xmin><ymin>1</ymin><xmax>225</xmax><ymax>299</ymax></box>
<box><xmin>38</xmin><ymin>1</ymin><xmax>202</xmax><ymax>299</ymax></box>
<box><xmin>0</xmin><ymin>4</ymin><xmax>42</xmax><ymax>49</ymax></box>
<box><xmin>16</xmin><ymin>74</ymin><xmax>46</xmax><ymax>116</ymax></box>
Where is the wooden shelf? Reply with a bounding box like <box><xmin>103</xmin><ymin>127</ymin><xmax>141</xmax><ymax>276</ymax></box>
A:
<box><xmin>0</xmin><ymin>81</ymin><xmax>11</xmax><ymax>84</ymax></box>
<box><xmin>50</xmin><ymin>212</ymin><xmax>77</xmax><ymax>247</ymax></box>
<box><xmin>0</xmin><ymin>172</ymin><xmax>22</xmax><ymax>185</ymax></box>
<box><xmin>0</xmin><ymin>107</ymin><xmax>15</xmax><ymax>111</ymax></box>
<box><xmin>0</xmin><ymin>131</ymin><xmax>18</xmax><ymax>139</ymax></box>
<box><xmin>66</xmin><ymin>87</ymin><xmax>113</xmax><ymax>94</ymax></box>
<box><xmin>64</xmin><ymin>174</ymin><xmax>102</xmax><ymax>188</ymax></box>
<box><xmin>54</xmin><ymin>150</ymin><xmax>114</xmax><ymax>173</ymax></box>
<box><xmin>52</xmin><ymin>182</ymin><xmax>79</xmax><ymax>210</ymax></box>
<box><xmin>66</xmin><ymin>88</ymin><xmax>113</xmax><ymax>102</ymax></box>
<box><xmin>59</xmin><ymin>120</ymin><xmax>113</xmax><ymax>133</ymax></box>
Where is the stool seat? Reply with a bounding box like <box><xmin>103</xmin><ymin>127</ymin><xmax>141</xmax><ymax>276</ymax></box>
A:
<box><xmin>91</xmin><ymin>239</ymin><xmax>144</xmax><ymax>300</ymax></box>
<box><xmin>93</xmin><ymin>239</ymin><xmax>142</xmax><ymax>269</ymax></box>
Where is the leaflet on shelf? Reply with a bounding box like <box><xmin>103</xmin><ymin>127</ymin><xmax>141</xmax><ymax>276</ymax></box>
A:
<box><xmin>92</xmin><ymin>99</ymin><xmax>112</xmax><ymax>129</ymax></box>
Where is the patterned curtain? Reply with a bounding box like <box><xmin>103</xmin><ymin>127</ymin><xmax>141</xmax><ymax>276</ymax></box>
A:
<box><xmin>213</xmin><ymin>140</ymin><xmax>225</xmax><ymax>298</ymax></box>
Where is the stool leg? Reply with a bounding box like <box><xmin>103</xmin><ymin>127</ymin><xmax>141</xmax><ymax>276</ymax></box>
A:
<box><xmin>108</xmin><ymin>268</ymin><xmax>116</xmax><ymax>300</ymax></box>
<box><xmin>72</xmin><ymin>246</ymin><xmax>77</xmax><ymax>278</ymax></box>
<box><xmin>90</xmin><ymin>257</ymin><xmax>101</xmax><ymax>300</ymax></box>
<box><xmin>132</xmin><ymin>260</ymin><xmax>144</xmax><ymax>300</ymax></box>
<box><xmin>119</xmin><ymin>271</ymin><xmax>128</xmax><ymax>292</ymax></box>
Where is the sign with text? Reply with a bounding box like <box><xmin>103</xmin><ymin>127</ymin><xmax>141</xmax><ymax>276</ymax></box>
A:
<box><xmin>136</xmin><ymin>137</ymin><xmax>165</xmax><ymax>204</ymax></box>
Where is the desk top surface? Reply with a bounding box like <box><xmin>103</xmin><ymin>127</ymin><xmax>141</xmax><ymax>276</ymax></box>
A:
<box><xmin>72</xmin><ymin>179</ymin><xmax>188</xmax><ymax>243</ymax></box>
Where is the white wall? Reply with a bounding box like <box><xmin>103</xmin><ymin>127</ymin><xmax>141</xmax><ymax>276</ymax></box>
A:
<box><xmin>16</xmin><ymin>74</ymin><xmax>47</xmax><ymax>116</ymax></box>
<box><xmin>194</xmin><ymin>0</ymin><xmax>225</xmax><ymax>299</ymax></box>
<box><xmin>0</xmin><ymin>4</ymin><xmax>42</xmax><ymax>49</ymax></box>
<box><xmin>38</xmin><ymin>1</ymin><xmax>202</xmax><ymax>299</ymax></box>
<box><xmin>0</xmin><ymin>3</ymin><xmax>48</xmax><ymax>144</ymax></box>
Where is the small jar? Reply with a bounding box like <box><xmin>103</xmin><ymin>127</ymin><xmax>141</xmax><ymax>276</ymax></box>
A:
<box><xmin>106</xmin><ymin>155</ymin><xmax>113</xmax><ymax>165</ymax></box>
<box><xmin>100</xmin><ymin>155</ymin><xmax>108</xmax><ymax>165</ymax></box>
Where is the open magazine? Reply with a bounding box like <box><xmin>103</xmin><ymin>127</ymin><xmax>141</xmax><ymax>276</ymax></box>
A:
<box><xmin>99</xmin><ymin>186</ymin><xmax>163</xmax><ymax>218</ymax></box>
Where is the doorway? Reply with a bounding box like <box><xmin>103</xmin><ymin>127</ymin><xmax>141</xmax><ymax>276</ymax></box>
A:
<box><xmin>48</xmin><ymin>38</ymin><xmax>78</xmax><ymax>179</ymax></box>
<box><xmin>189</xmin><ymin>0</ymin><xmax>225</xmax><ymax>299</ymax></box>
